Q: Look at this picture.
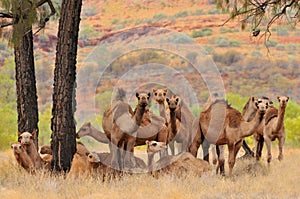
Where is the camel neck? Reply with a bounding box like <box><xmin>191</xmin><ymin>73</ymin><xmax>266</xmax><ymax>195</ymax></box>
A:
<box><xmin>133</xmin><ymin>104</ymin><xmax>146</xmax><ymax>126</ymax></box>
<box><xmin>170</xmin><ymin>109</ymin><xmax>177</xmax><ymax>134</ymax></box>
<box><xmin>241</xmin><ymin>110</ymin><xmax>264</xmax><ymax>138</ymax></box>
<box><xmin>274</xmin><ymin>105</ymin><xmax>286</xmax><ymax>132</ymax></box>
<box><xmin>158</xmin><ymin>102</ymin><xmax>167</xmax><ymax>119</ymax></box>
<box><xmin>242</xmin><ymin>107</ymin><xmax>256</xmax><ymax>122</ymax></box>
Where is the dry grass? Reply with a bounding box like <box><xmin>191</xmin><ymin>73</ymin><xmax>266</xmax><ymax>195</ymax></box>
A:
<box><xmin>1</xmin><ymin>148</ymin><xmax>300</xmax><ymax>199</ymax></box>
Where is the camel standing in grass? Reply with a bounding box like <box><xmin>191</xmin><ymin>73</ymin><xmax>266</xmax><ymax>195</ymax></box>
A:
<box><xmin>166</xmin><ymin>95</ymin><xmax>194</xmax><ymax>155</ymax></box>
<box><xmin>189</xmin><ymin>99</ymin><xmax>268</xmax><ymax>175</ymax></box>
<box><xmin>152</xmin><ymin>88</ymin><xmax>168</xmax><ymax>124</ymax></box>
<box><xmin>102</xmin><ymin>92</ymin><xmax>150</xmax><ymax>170</ymax></box>
<box><xmin>18</xmin><ymin>130</ymin><xmax>42</xmax><ymax>170</ymax></box>
<box><xmin>261</xmin><ymin>96</ymin><xmax>289</xmax><ymax>164</ymax></box>
<box><xmin>11</xmin><ymin>142</ymin><xmax>35</xmax><ymax>173</ymax></box>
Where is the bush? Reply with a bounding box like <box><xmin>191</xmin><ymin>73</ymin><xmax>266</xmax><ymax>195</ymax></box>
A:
<box><xmin>265</xmin><ymin>39</ymin><xmax>277</xmax><ymax>47</ymax></box>
<box><xmin>153</xmin><ymin>13</ymin><xmax>168</xmax><ymax>21</ymax></box>
<box><xmin>174</xmin><ymin>11</ymin><xmax>189</xmax><ymax>18</ymax></box>
<box><xmin>191</xmin><ymin>28</ymin><xmax>213</xmax><ymax>38</ymax></box>
<box><xmin>276</xmin><ymin>44</ymin><xmax>285</xmax><ymax>51</ymax></box>
<box><xmin>213</xmin><ymin>50</ymin><xmax>242</xmax><ymax>65</ymax></box>
<box><xmin>191</xmin><ymin>9</ymin><xmax>204</xmax><ymax>16</ymax></box>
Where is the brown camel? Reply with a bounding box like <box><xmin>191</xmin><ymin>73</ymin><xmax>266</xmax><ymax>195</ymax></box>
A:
<box><xmin>189</xmin><ymin>99</ymin><xmax>268</xmax><ymax>175</ymax></box>
<box><xmin>166</xmin><ymin>95</ymin><xmax>194</xmax><ymax>155</ymax></box>
<box><xmin>262</xmin><ymin>96</ymin><xmax>289</xmax><ymax>164</ymax></box>
<box><xmin>18</xmin><ymin>130</ymin><xmax>42</xmax><ymax>170</ymax></box>
<box><xmin>102</xmin><ymin>92</ymin><xmax>150</xmax><ymax>170</ymax></box>
<box><xmin>11</xmin><ymin>142</ymin><xmax>35</xmax><ymax>173</ymax></box>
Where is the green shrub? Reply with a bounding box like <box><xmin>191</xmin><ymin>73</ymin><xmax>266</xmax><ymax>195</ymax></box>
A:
<box><xmin>174</xmin><ymin>11</ymin><xmax>189</xmax><ymax>18</ymax></box>
<box><xmin>191</xmin><ymin>9</ymin><xmax>204</xmax><ymax>16</ymax></box>
<box><xmin>276</xmin><ymin>44</ymin><xmax>285</xmax><ymax>51</ymax></box>
<box><xmin>265</xmin><ymin>39</ymin><xmax>277</xmax><ymax>47</ymax></box>
<box><xmin>112</xmin><ymin>18</ymin><xmax>120</xmax><ymax>24</ymax></box>
<box><xmin>191</xmin><ymin>28</ymin><xmax>213</xmax><ymax>38</ymax></box>
<box><xmin>153</xmin><ymin>13</ymin><xmax>168</xmax><ymax>21</ymax></box>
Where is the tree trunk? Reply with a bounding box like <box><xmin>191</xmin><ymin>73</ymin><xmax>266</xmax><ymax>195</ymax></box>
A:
<box><xmin>50</xmin><ymin>0</ymin><xmax>82</xmax><ymax>172</ymax></box>
<box><xmin>13</xmin><ymin>1</ymin><xmax>39</xmax><ymax>149</ymax></box>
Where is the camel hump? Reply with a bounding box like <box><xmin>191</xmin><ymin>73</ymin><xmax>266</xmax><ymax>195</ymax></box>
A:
<box><xmin>227</xmin><ymin>109</ymin><xmax>243</xmax><ymax>128</ymax></box>
<box><xmin>264</xmin><ymin>107</ymin><xmax>278</xmax><ymax>125</ymax></box>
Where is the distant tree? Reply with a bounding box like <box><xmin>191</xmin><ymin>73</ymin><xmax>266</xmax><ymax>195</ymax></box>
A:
<box><xmin>216</xmin><ymin>0</ymin><xmax>300</xmax><ymax>38</ymax></box>
<box><xmin>50</xmin><ymin>0</ymin><xmax>82</xmax><ymax>172</ymax></box>
<box><xmin>0</xmin><ymin>0</ymin><xmax>55</xmax><ymax>149</ymax></box>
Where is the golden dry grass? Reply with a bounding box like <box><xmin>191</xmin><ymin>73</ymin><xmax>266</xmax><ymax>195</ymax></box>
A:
<box><xmin>1</xmin><ymin>148</ymin><xmax>300</xmax><ymax>199</ymax></box>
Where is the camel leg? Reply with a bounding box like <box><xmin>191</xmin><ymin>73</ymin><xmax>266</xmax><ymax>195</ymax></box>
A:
<box><xmin>169</xmin><ymin>140</ymin><xmax>175</xmax><ymax>156</ymax></box>
<box><xmin>148</xmin><ymin>152</ymin><xmax>154</xmax><ymax>167</ymax></box>
<box><xmin>110</xmin><ymin>136</ymin><xmax>121</xmax><ymax>171</ymax></box>
<box><xmin>216</xmin><ymin>145</ymin><xmax>225</xmax><ymax>176</ymax></box>
<box><xmin>202</xmin><ymin>138</ymin><xmax>210</xmax><ymax>162</ymax></box>
<box><xmin>242</xmin><ymin>140</ymin><xmax>254</xmax><ymax>157</ymax></box>
<box><xmin>227</xmin><ymin>143</ymin><xmax>235</xmax><ymax>176</ymax></box>
<box><xmin>124</xmin><ymin>135</ymin><xmax>136</xmax><ymax>169</ymax></box>
<box><xmin>211</xmin><ymin>144</ymin><xmax>218</xmax><ymax>165</ymax></box>
<box><xmin>278</xmin><ymin>136</ymin><xmax>285</xmax><ymax>161</ymax></box>
<box><xmin>189</xmin><ymin>133</ymin><xmax>202</xmax><ymax>157</ymax></box>
<box><xmin>177</xmin><ymin>142</ymin><xmax>183</xmax><ymax>154</ymax></box>
<box><xmin>234</xmin><ymin>140</ymin><xmax>243</xmax><ymax>157</ymax></box>
<box><xmin>264</xmin><ymin>136</ymin><xmax>272</xmax><ymax>165</ymax></box>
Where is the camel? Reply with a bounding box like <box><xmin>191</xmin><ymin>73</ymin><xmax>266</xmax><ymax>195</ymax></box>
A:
<box><xmin>241</xmin><ymin>96</ymin><xmax>273</xmax><ymax>157</ymax></box>
<box><xmin>261</xmin><ymin>96</ymin><xmax>289</xmax><ymax>164</ymax></box>
<box><xmin>146</xmin><ymin>140</ymin><xmax>167</xmax><ymax>166</ymax></box>
<box><xmin>150</xmin><ymin>152</ymin><xmax>212</xmax><ymax>177</ymax></box>
<box><xmin>18</xmin><ymin>130</ymin><xmax>42</xmax><ymax>170</ymax></box>
<box><xmin>102</xmin><ymin>92</ymin><xmax>150</xmax><ymax>170</ymax></box>
<box><xmin>166</xmin><ymin>95</ymin><xmax>194</xmax><ymax>155</ymax></box>
<box><xmin>152</xmin><ymin>88</ymin><xmax>168</xmax><ymax>123</ymax></box>
<box><xmin>11</xmin><ymin>142</ymin><xmax>35</xmax><ymax>173</ymax></box>
<box><xmin>76</xmin><ymin>122</ymin><xmax>110</xmax><ymax>144</ymax></box>
<box><xmin>189</xmin><ymin>99</ymin><xmax>268</xmax><ymax>175</ymax></box>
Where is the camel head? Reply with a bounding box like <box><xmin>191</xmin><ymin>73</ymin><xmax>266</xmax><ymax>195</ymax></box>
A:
<box><xmin>255</xmin><ymin>99</ymin><xmax>269</xmax><ymax>114</ymax></box>
<box><xmin>87</xmin><ymin>152</ymin><xmax>101</xmax><ymax>163</ymax></box>
<box><xmin>136</xmin><ymin>92</ymin><xmax>150</xmax><ymax>107</ymax></box>
<box><xmin>153</xmin><ymin>88</ymin><xmax>168</xmax><ymax>104</ymax></box>
<box><xmin>76</xmin><ymin>122</ymin><xmax>92</xmax><ymax>138</ymax></box>
<box><xmin>18</xmin><ymin>131</ymin><xmax>34</xmax><ymax>145</ymax></box>
<box><xmin>166</xmin><ymin>96</ymin><xmax>180</xmax><ymax>111</ymax></box>
<box><xmin>11</xmin><ymin>142</ymin><xmax>24</xmax><ymax>154</ymax></box>
<box><xmin>277</xmin><ymin>96</ymin><xmax>289</xmax><ymax>108</ymax></box>
<box><xmin>146</xmin><ymin>140</ymin><xmax>167</xmax><ymax>153</ymax></box>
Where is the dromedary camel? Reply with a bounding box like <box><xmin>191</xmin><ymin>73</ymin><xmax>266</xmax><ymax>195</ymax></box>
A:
<box><xmin>261</xmin><ymin>96</ymin><xmax>289</xmax><ymax>165</ymax></box>
<box><xmin>189</xmin><ymin>99</ymin><xmax>268</xmax><ymax>175</ymax></box>
<box><xmin>76</xmin><ymin>122</ymin><xmax>110</xmax><ymax>144</ymax></box>
<box><xmin>102</xmin><ymin>92</ymin><xmax>150</xmax><ymax>170</ymax></box>
<box><xmin>166</xmin><ymin>95</ymin><xmax>194</xmax><ymax>155</ymax></box>
<box><xmin>152</xmin><ymin>88</ymin><xmax>168</xmax><ymax>124</ymax></box>
<box><xmin>241</xmin><ymin>96</ymin><xmax>273</xmax><ymax>157</ymax></box>
<box><xmin>18</xmin><ymin>130</ymin><xmax>42</xmax><ymax>170</ymax></box>
<box><xmin>11</xmin><ymin>142</ymin><xmax>35</xmax><ymax>173</ymax></box>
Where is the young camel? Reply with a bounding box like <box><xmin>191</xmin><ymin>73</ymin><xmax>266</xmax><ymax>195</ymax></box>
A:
<box><xmin>261</xmin><ymin>96</ymin><xmax>289</xmax><ymax>165</ymax></box>
<box><xmin>11</xmin><ymin>142</ymin><xmax>35</xmax><ymax>173</ymax></box>
<box><xmin>189</xmin><ymin>99</ymin><xmax>268</xmax><ymax>175</ymax></box>
<box><xmin>102</xmin><ymin>92</ymin><xmax>150</xmax><ymax>170</ymax></box>
<box><xmin>18</xmin><ymin>130</ymin><xmax>42</xmax><ymax>170</ymax></box>
<box><xmin>166</xmin><ymin>95</ymin><xmax>194</xmax><ymax>155</ymax></box>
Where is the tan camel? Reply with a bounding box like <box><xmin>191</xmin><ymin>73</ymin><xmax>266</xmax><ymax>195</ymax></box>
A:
<box><xmin>102</xmin><ymin>92</ymin><xmax>150</xmax><ymax>170</ymax></box>
<box><xmin>262</xmin><ymin>96</ymin><xmax>289</xmax><ymax>164</ymax></box>
<box><xmin>189</xmin><ymin>99</ymin><xmax>268</xmax><ymax>175</ymax></box>
<box><xmin>76</xmin><ymin>122</ymin><xmax>110</xmax><ymax>144</ymax></box>
<box><xmin>18</xmin><ymin>130</ymin><xmax>42</xmax><ymax>170</ymax></box>
<box><xmin>146</xmin><ymin>140</ymin><xmax>167</xmax><ymax>166</ymax></box>
<box><xmin>166</xmin><ymin>95</ymin><xmax>194</xmax><ymax>155</ymax></box>
<box><xmin>152</xmin><ymin>88</ymin><xmax>168</xmax><ymax>123</ymax></box>
<box><xmin>11</xmin><ymin>142</ymin><xmax>35</xmax><ymax>173</ymax></box>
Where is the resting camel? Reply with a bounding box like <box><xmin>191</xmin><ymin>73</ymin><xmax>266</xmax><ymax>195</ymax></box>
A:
<box><xmin>260</xmin><ymin>96</ymin><xmax>289</xmax><ymax>164</ymax></box>
<box><xmin>11</xmin><ymin>142</ymin><xmax>35</xmax><ymax>173</ymax></box>
<box><xmin>166</xmin><ymin>95</ymin><xmax>194</xmax><ymax>155</ymax></box>
<box><xmin>189</xmin><ymin>99</ymin><xmax>268</xmax><ymax>175</ymax></box>
<box><xmin>18</xmin><ymin>130</ymin><xmax>42</xmax><ymax>170</ymax></box>
<box><xmin>102</xmin><ymin>92</ymin><xmax>150</xmax><ymax>170</ymax></box>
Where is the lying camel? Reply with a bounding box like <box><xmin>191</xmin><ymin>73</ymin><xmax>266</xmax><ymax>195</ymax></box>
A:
<box><xmin>146</xmin><ymin>140</ymin><xmax>167</xmax><ymax>166</ymax></box>
<box><xmin>11</xmin><ymin>142</ymin><xmax>35</xmax><ymax>173</ymax></box>
<box><xmin>18</xmin><ymin>130</ymin><xmax>42</xmax><ymax>170</ymax></box>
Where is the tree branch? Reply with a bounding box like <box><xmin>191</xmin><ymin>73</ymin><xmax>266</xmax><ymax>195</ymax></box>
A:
<box><xmin>34</xmin><ymin>0</ymin><xmax>56</xmax><ymax>35</ymax></box>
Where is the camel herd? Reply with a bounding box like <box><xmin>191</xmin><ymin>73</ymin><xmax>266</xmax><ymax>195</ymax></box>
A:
<box><xmin>10</xmin><ymin>88</ymin><xmax>289</xmax><ymax>178</ymax></box>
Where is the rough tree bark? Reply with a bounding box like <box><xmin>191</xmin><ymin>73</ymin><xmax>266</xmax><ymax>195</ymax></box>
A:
<box><xmin>50</xmin><ymin>0</ymin><xmax>82</xmax><ymax>172</ymax></box>
<box><xmin>13</xmin><ymin>2</ymin><xmax>39</xmax><ymax>149</ymax></box>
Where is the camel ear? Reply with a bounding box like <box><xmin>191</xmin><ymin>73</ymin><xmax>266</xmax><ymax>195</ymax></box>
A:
<box><xmin>166</xmin><ymin>98</ymin><xmax>170</xmax><ymax>104</ymax></box>
<box><xmin>87</xmin><ymin>122</ymin><xmax>91</xmax><ymax>127</ymax></box>
<box><xmin>251</xmin><ymin>96</ymin><xmax>257</xmax><ymax>102</ymax></box>
<box><xmin>136</xmin><ymin>93</ymin><xmax>139</xmax><ymax>98</ymax></box>
<box><xmin>147</xmin><ymin>92</ymin><xmax>151</xmax><ymax>98</ymax></box>
<box><xmin>18</xmin><ymin>132</ymin><xmax>22</xmax><ymax>137</ymax></box>
<box><xmin>31</xmin><ymin>129</ymin><xmax>37</xmax><ymax>137</ymax></box>
<box><xmin>277</xmin><ymin>96</ymin><xmax>280</xmax><ymax>102</ymax></box>
<box><xmin>145</xmin><ymin>140</ymin><xmax>149</xmax><ymax>145</ymax></box>
<box><xmin>163</xmin><ymin>88</ymin><xmax>168</xmax><ymax>93</ymax></box>
<box><xmin>287</xmin><ymin>96</ymin><xmax>289</xmax><ymax>101</ymax></box>
<box><xmin>152</xmin><ymin>88</ymin><xmax>157</xmax><ymax>93</ymax></box>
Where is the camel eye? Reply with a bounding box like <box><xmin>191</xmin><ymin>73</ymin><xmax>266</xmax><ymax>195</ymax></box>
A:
<box><xmin>152</xmin><ymin>143</ymin><xmax>157</xmax><ymax>146</ymax></box>
<box><xmin>19</xmin><ymin>146</ymin><xmax>22</xmax><ymax>149</ymax></box>
<box><xmin>258</xmin><ymin>100</ymin><xmax>262</xmax><ymax>103</ymax></box>
<box><xmin>154</xmin><ymin>93</ymin><xmax>157</xmax><ymax>96</ymax></box>
<box><xmin>163</xmin><ymin>93</ymin><xmax>166</xmax><ymax>96</ymax></box>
